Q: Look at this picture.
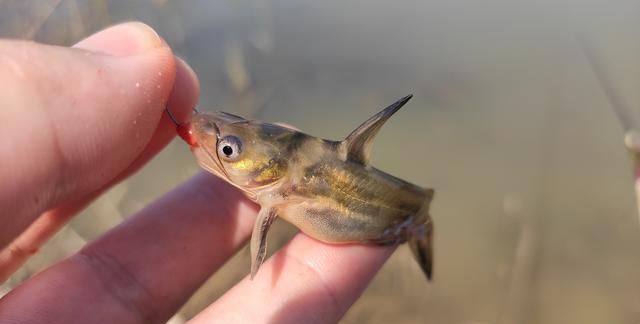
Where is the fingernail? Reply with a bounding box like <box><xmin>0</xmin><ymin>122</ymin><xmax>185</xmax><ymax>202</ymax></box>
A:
<box><xmin>175</xmin><ymin>56</ymin><xmax>199</xmax><ymax>93</ymax></box>
<box><xmin>166</xmin><ymin>56</ymin><xmax>200</xmax><ymax>124</ymax></box>
<box><xmin>73</xmin><ymin>22</ymin><xmax>164</xmax><ymax>56</ymax></box>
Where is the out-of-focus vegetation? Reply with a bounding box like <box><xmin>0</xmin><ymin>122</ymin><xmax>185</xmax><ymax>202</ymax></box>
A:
<box><xmin>1</xmin><ymin>1</ymin><xmax>639</xmax><ymax>323</ymax></box>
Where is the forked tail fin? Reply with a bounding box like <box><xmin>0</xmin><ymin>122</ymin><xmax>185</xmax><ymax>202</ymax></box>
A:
<box><xmin>409</xmin><ymin>189</ymin><xmax>434</xmax><ymax>280</ymax></box>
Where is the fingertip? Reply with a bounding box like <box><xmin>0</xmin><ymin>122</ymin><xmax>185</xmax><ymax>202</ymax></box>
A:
<box><xmin>192</xmin><ymin>235</ymin><xmax>395</xmax><ymax>324</ymax></box>
<box><xmin>73</xmin><ymin>22</ymin><xmax>164</xmax><ymax>56</ymax></box>
<box><xmin>275</xmin><ymin>235</ymin><xmax>395</xmax><ymax>295</ymax></box>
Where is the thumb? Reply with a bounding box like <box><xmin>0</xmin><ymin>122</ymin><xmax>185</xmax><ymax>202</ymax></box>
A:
<box><xmin>0</xmin><ymin>22</ymin><xmax>197</xmax><ymax>250</ymax></box>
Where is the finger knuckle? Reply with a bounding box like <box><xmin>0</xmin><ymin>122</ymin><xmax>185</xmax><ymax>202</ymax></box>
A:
<box><xmin>74</xmin><ymin>249</ymin><xmax>159</xmax><ymax>323</ymax></box>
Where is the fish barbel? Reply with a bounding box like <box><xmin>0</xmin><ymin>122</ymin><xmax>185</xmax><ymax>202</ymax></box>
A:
<box><xmin>176</xmin><ymin>95</ymin><xmax>435</xmax><ymax>280</ymax></box>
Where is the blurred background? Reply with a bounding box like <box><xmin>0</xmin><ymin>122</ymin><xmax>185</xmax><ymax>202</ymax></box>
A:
<box><xmin>1</xmin><ymin>0</ymin><xmax>639</xmax><ymax>323</ymax></box>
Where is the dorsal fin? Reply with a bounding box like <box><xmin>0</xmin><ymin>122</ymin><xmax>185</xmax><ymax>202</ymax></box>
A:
<box><xmin>342</xmin><ymin>94</ymin><xmax>413</xmax><ymax>165</ymax></box>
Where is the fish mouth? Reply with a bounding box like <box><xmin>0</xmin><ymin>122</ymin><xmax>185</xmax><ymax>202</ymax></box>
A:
<box><xmin>190</xmin><ymin>111</ymin><xmax>258</xmax><ymax>200</ymax></box>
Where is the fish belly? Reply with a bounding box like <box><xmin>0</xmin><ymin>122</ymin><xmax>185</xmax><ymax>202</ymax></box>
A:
<box><xmin>279</xmin><ymin>200</ymin><xmax>415</xmax><ymax>244</ymax></box>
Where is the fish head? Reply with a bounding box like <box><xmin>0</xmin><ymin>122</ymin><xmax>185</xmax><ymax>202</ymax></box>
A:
<box><xmin>189</xmin><ymin>111</ymin><xmax>291</xmax><ymax>194</ymax></box>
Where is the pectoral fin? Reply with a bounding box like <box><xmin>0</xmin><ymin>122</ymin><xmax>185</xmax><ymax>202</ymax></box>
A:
<box><xmin>343</xmin><ymin>94</ymin><xmax>413</xmax><ymax>165</ymax></box>
<box><xmin>250</xmin><ymin>207</ymin><xmax>278</xmax><ymax>279</ymax></box>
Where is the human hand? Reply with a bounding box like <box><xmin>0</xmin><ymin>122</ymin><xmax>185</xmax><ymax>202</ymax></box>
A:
<box><xmin>0</xmin><ymin>22</ymin><xmax>394</xmax><ymax>324</ymax></box>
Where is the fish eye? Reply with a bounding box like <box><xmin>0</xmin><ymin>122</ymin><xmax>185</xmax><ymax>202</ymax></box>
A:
<box><xmin>217</xmin><ymin>135</ymin><xmax>242</xmax><ymax>160</ymax></box>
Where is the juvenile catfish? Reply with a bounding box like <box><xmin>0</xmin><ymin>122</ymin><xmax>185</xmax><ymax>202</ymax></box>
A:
<box><xmin>176</xmin><ymin>95</ymin><xmax>435</xmax><ymax>280</ymax></box>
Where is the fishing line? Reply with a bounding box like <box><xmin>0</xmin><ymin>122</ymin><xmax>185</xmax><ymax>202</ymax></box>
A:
<box><xmin>165</xmin><ymin>106</ymin><xmax>199</xmax><ymax>126</ymax></box>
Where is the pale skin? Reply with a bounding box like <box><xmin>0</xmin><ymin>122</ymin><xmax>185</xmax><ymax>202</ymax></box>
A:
<box><xmin>0</xmin><ymin>22</ymin><xmax>394</xmax><ymax>324</ymax></box>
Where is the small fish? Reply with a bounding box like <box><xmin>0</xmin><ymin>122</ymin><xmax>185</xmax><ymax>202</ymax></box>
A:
<box><xmin>175</xmin><ymin>95</ymin><xmax>435</xmax><ymax>280</ymax></box>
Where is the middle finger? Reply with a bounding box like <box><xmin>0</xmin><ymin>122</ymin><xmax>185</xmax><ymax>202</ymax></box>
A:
<box><xmin>0</xmin><ymin>172</ymin><xmax>257</xmax><ymax>324</ymax></box>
